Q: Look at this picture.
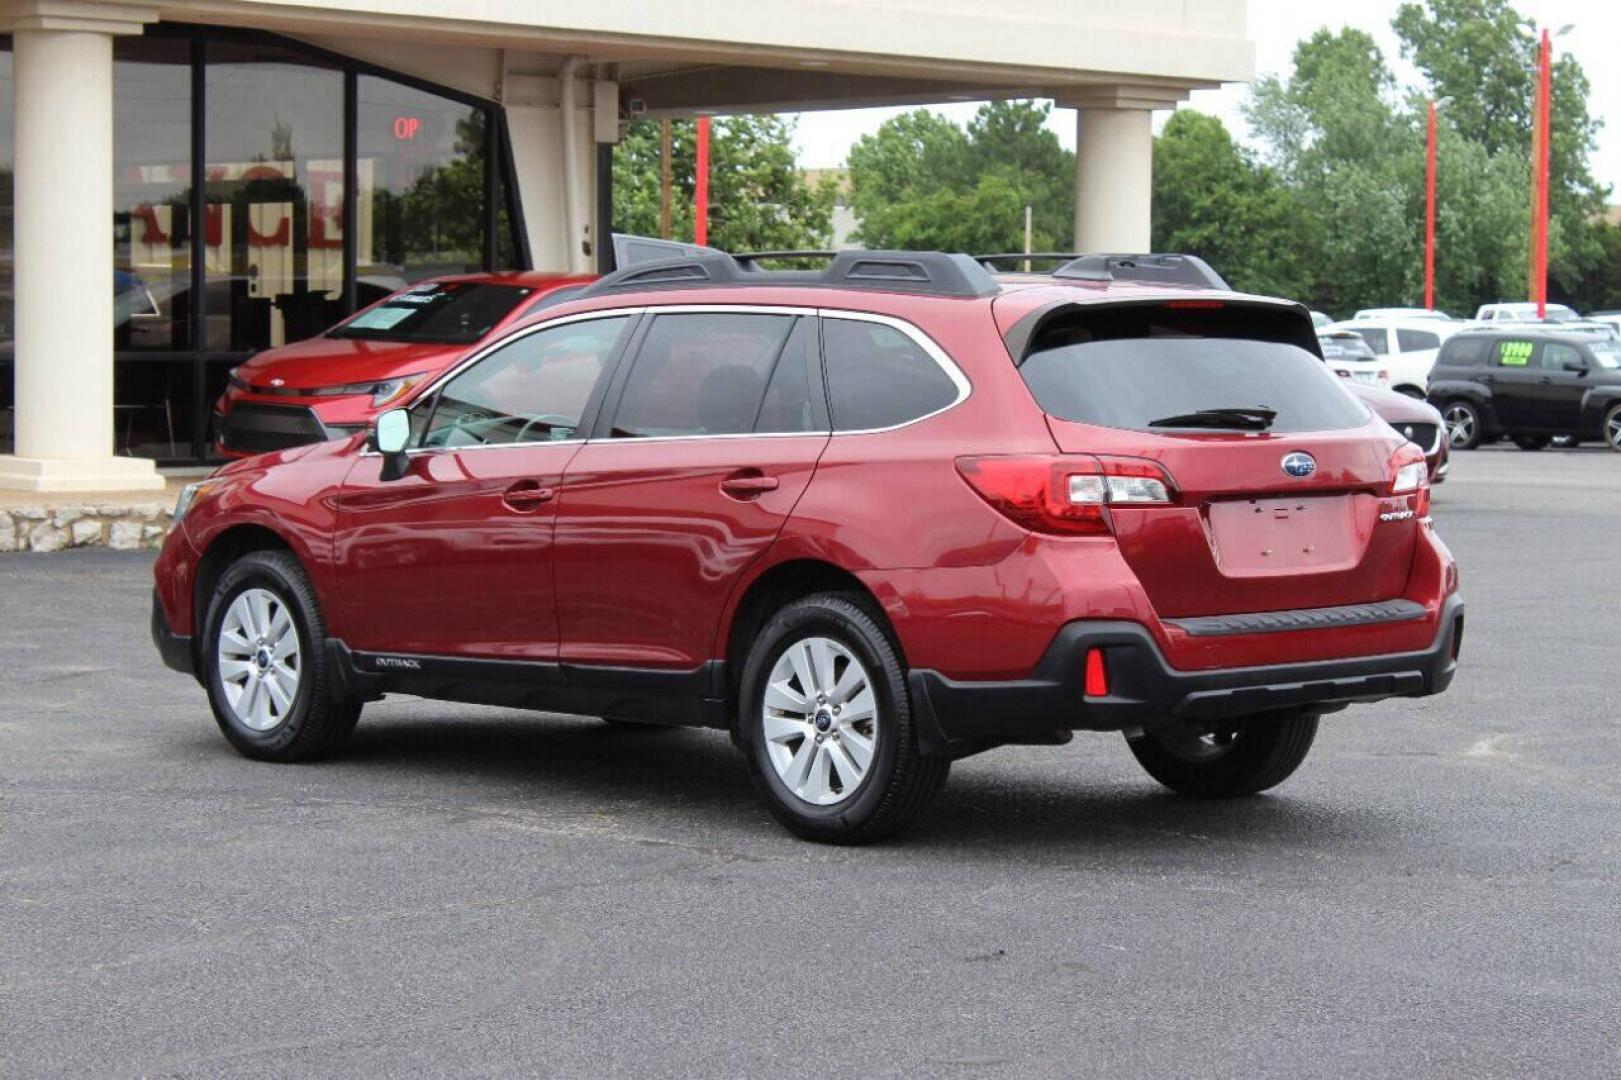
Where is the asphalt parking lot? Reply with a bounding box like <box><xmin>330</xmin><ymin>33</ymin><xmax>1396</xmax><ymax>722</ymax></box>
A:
<box><xmin>2</xmin><ymin>447</ymin><xmax>1618</xmax><ymax>1077</ymax></box>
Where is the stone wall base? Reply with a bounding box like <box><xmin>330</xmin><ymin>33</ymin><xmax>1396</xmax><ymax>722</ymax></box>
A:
<box><xmin>1</xmin><ymin>503</ymin><xmax>173</xmax><ymax>552</ymax></box>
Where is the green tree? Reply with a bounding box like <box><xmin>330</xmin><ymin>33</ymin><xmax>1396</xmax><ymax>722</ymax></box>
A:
<box><xmin>1150</xmin><ymin>110</ymin><xmax>1318</xmax><ymax>301</ymax></box>
<box><xmin>1393</xmin><ymin>0</ymin><xmax>1607</xmax><ymax>299</ymax></box>
<box><xmin>612</xmin><ymin>115</ymin><xmax>833</xmax><ymax>252</ymax></box>
<box><xmin>847</xmin><ymin>100</ymin><xmax>1074</xmax><ymax>252</ymax></box>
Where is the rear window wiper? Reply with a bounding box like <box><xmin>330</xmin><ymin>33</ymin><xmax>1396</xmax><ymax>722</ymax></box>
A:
<box><xmin>1147</xmin><ymin>406</ymin><xmax>1278</xmax><ymax>430</ymax></box>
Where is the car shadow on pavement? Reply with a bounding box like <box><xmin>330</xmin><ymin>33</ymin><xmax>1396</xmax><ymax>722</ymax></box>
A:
<box><xmin>285</xmin><ymin>710</ymin><xmax>1410</xmax><ymax>857</ymax></box>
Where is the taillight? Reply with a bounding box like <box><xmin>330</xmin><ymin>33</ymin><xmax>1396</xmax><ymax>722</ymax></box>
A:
<box><xmin>1390</xmin><ymin>445</ymin><xmax>1431</xmax><ymax>517</ymax></box>
<box><xmin>955</xmin><ymin>454</ymin><xmax>1175</xmax><ymax>536</ymax></box>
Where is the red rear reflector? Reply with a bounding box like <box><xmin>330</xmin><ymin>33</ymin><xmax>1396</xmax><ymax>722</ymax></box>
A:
<box><xmin>1084</xmin><ymin>648</ymin><xmax>1109</xmax><ymax>697</ymax></box>
<box><xmin>1164</xmin><ymin>299</ymin><xmax>1225</xmax><ymax>309</ymax></box>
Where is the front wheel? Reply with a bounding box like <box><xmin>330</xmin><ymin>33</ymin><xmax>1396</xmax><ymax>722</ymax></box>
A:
<box><xmin>1126</xmin><ymin>712</ymin><xmax>1318</xmax><ymax>797</ymax></box>
<box><xmin>1443</xmin><ymin>400</ymin><xmax>1483</xmax><ymax>450</ymax></box>
<box><xmin>202</xmin><ymin>549</ymin><xmax>361</xmax><ymax>762</ymax></box>
<box><xmin>1513</xmin><ymin>435</ymin><xmax>1550</xmax><ymax>451</ymax></box>
<box><xmin>738</xmin><ymin>593</ymin><xmax>948</xmax><ymax>843</ymax></box>
<box><xmin>1606</xmin><ymin>404</ymin><xmax>1621</xmax><ymax>452</ymax></box>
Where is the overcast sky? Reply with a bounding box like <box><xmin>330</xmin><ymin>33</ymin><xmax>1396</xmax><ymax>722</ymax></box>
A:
<box><xmin>790</xmin><ymin>0</ymin><xmax>1620</xmax><ymax>196</ymax></box>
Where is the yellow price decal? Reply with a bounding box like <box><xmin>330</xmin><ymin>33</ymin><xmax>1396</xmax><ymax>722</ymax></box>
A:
<box><xmin>1497</xmin><ymin>340</ymin><xmax>1533</xmax><ymax>366</ymax></box>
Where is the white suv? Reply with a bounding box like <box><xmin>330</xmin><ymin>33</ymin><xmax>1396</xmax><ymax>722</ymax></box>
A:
<box><xmin>1321</xmin><ymin>318</ymin><xmax>1460</xmax><ymax>398</ymax></box>
<box><xmin>1473</xmin><ymin>302</ymin><xmax>1580</xmax><ymax>323</ymax></box>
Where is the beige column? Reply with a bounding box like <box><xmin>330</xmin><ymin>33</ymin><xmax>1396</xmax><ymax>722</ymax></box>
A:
<box><xmin>0</xmin><ymin>2</ymin><xmax>160</xmax><ymax>492</ymax></box>
<box><xmin>1062</xmin><ymin>86</ymin><xmax>1186</xmax><ymax>255</ymax></box>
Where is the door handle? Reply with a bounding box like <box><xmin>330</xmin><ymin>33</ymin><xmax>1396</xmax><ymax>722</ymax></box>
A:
<box><xmin>501</xmin><ymin>480</ymin><xmax>555</xmax><ymax>511</ymax></box>
<box><xmin>720</xmin><ymin>470</ymin><xmax>780</xmax><ymax>499</ymax></box>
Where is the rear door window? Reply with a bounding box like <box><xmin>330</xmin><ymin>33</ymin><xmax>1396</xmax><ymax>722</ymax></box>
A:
<box><xmin>1396</xmin><ymin>328</ymin><xmax>1441</xmax><ymax>351</ymax></box>
<box><xmin>1018</xmin><ymin>303</ymin><xmax>1368</xmax><ymax>434</ymax></box>
<box><xmin>608</xmin><ymin>312</ymin><xmax>798</xmax><ymax>437</ymax></box>
<box><xmin>1492</xmin><ymin>340</ymin><xmax>1536</xmax><ymax>368</ymax></box>
<box><xmin>822</xmin><ymin>318</ymin><xmax>963</xmax><ymax>431</ymax></box>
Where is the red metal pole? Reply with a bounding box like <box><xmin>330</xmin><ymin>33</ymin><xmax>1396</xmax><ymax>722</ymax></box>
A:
<box><xmin>1425</xmin><ymin>99</ymin><xmax>1438</xmax><ymax>311</ymax></box>
<box><xmin>1527</xmin><ymin>43</ymin><xmax>1544</xmax><ymax>303</ymax></box>
<box><xmin>694</xmin><ymin>116</ymin><xmax>711</xmax><ymax>247</ymax></box>
<box><xmin>1535</xmin><ymin>29</ymin><xmax>1552</xmax><ymax>319</ymax></box>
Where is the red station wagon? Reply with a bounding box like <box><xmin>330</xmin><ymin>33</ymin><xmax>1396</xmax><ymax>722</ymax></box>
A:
<box><xmin>153</xmin><ymin>251</ymin><xmax>1464</xmax><ymax>842</ymax></box>
<box><xmin>213</xmin><ymin>272</ymin><xmax>594</xmax><ymax>458</ymax></box>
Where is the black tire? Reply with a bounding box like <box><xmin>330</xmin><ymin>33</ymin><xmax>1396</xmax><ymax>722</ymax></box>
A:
<box><xmin>1513</xmin><ymin>434</ymin><xmax>1550</xmax><ymax>451</ymax></box>
<box><xmin>202</xmin><ymin>549</ymin><xmax>361</xmax><ymax>762</ymax></box>
<box><xmin>1442</xmin><ymin>400</ymin><xmax>1483</xmax><ymax>450</ymax></box>
<box><xmin>737</xmin><ymin>592</ymin><xmax>948</xmax><ymax>843</ymax></box>
<box><xmin>1606</xmin><ymin>404</ymin><xmax>1621</xmax><ymax>452</ymax></box>
<box><xmin>1125</xmin><ymin>711</ymin><xmax>1318</xmax><ymax>797</ymax></box>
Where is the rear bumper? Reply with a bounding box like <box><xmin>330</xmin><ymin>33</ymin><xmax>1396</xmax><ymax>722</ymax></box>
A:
<box><xmin>910</xmin><ymin>592</ymin><xmax>1464</xmax><ymax>758</ymax></box>
<box><xmin>150</xmin><ymin>589</ymin><xmax>196</xmax><ymax>679</ymax></box>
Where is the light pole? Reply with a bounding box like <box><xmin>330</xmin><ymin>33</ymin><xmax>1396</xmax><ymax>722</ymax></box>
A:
<box><xmin>1529</xmin><ymin>23</ymin><xmax>1573</xmax><ymax>319</ymax></box>
<box><xmin>1425</xmin><ymin>96</ymin><xmax>1451</xmax><ymax>311</ymax></box>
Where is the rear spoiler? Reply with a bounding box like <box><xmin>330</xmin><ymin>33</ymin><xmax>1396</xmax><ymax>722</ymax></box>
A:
<box><xmin>1003</xmin><ymin>296</ymin><xmax>1319</xmax><ymax>366</ymax></box>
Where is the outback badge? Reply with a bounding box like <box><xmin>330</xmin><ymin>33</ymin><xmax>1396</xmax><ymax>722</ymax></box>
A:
<box><xmin>1281</xmin><ymin>451</ymin><xmax>1317</xmax><ymax>478</ymax></box>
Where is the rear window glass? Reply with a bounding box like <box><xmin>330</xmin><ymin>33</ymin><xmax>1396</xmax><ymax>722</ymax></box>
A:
<box><xmin>1019</xmin><ymin>304</ymin><xmax>1368</xmax><ymax>434</ymax></box>
<box><xmin>1590</xmin><ymin>342</ymin><xmax>1621</xmax><ymax>370</ymax></box>
<box><xmin>1441</xmin><ymin>337</ymin><xmax>1489</xmax><ymax>367</ymax></box>
<box><xmin>823</xmin><ymin>318</ymin><xmax>961</xmax><ymax>430</ymax></box>
<box><xmin>330</xmin><ymin>281</ymin><xmax>531</xmax><ymax>344</ymax></box>
<box><xmin>1319</xmin><ymin>334</ymin><xmax>1375</xmax><ymax>361</ymax></box>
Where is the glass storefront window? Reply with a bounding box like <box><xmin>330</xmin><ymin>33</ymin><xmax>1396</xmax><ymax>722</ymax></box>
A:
<box><xmin>1</xmin><ymin>26</ymin><xmax>521</xmax><ymax>462</ymax></box>
<box><xmin>1</xmin><ymin>44</ymin><xmax>13</xmax><ymax>453</ymax></box>
<box><xmin>358</xmin><ymin>75</ymin><xmax>489</xmax><ymax>284</ymax></box>
<box><xmin>206</xmin><ymin>42</ymin><xmax>345</xmax><ymax>353</ymax></box>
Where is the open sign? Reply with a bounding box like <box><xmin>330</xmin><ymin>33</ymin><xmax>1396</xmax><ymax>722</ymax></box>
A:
<box><xmin>393</xmin><ymin>116</ymin><xmax>421</xmax><ymax>140</ymax></box>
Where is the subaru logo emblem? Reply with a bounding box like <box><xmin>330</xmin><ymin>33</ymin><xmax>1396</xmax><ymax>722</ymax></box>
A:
<box><xmin>269</xmin><ymin>377</ymin><xmax>285</xmax><ymax>387</ymax></box>
<box><xmin>1281</xmin><ymin>451</ymin><xmax>1317</xmax><ymax>478</ymax></box>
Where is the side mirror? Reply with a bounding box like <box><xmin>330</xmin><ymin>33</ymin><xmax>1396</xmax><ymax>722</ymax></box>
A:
<box><xmin>370</xmin><ymin>408</ymin><xmax>412</xmax><ymax>481</ymax></box>
<box><xmin>1564</xmin><ymin>360</ymin><xmax>1589</xmax><ymax>374</ymax></box>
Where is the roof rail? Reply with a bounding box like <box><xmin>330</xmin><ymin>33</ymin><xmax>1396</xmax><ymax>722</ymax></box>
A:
<box><xmin>577</xmin><ymin>248</ymin><xmax>1000</xmax><ymax>300</ymax></box>
<box><xmin>1053</xmin><ymin>253</ymin><xmax>1230</xmax><ymax>290</ymax></box>
<box><xmin>976</xmin><ymin>253</ymin><xmax>1089</xmax><ymax>271</ymax></box>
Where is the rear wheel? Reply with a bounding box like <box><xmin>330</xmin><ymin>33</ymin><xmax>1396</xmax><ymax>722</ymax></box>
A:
<box><xmin>1126</xmin><ymin>712</ymin><xmax>1318</xmax><ymax>797</ymax></box>
<box><xmin>1513</xmin><ymin>434</ymin><xmax>1550</xmax><ymax>451</ymax></box>
<box><xmin>1606</xmin><ymin>404</ymin><xmax>1621</xmax><ymax>452</ymax></box>
<box><xmin>1442</xmin><ymin>400</ymin><xmax>1482</xmax><ymax>450</ymax></box>
<box><xmin>738</xmin><ymin>593</ymin><xmax>948</xmax><ymax>843</ymax></box>
<box><xmin>203</xmin><ymin>550</ymin><xmax>360</xmax><ymax>762</ymax></box>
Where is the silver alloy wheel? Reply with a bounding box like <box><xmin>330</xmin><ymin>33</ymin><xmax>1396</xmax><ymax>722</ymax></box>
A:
<box><xmin>1607</xmin><ymin>408</ymin><xmax>1621</xmax><ymax>450</ymax></box>
<box><xmin>1444</xmin><ymin>403</ymin><xmax>1476</xmax><ymax>446</ymax></box>
<box><xmin>762</xmin><ymin>635</ymin><xmax>878</xmax><ymax>806</ymax></box>
<box><xmin>217</xmin><ymin>587</ymin><xmax>301</xmax><ymax>732</ymax></box>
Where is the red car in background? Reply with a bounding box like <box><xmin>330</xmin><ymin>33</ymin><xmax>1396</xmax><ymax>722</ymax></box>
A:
<box><xmin>213</xmin><ymin>272</ymin><xmax>594</xmax><ymax>458</ymax></box>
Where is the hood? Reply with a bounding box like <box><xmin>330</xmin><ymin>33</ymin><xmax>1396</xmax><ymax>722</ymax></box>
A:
<box><xmin>1347</xmin><ymin>382</ymin><xmax>1441</xmax><ymax>425</ymax></box>
<box><xmin>234</xmin><ymin>335</ymin><xmax>471</xmax><ymax>390</ymax></box>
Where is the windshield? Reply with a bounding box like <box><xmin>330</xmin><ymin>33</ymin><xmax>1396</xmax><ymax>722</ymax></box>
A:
<box><xmin>328</xmin><ymin>281</ymin><xmax>532</xmax><ymax>344</ymax></box>
<box><xmin>1590</xmin><ymin>343</ymin><xmax>1621</xmax><ymax>370</ymax></box>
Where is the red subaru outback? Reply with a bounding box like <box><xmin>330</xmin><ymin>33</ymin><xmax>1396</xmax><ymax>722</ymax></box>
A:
<box><xmin>213</xmin><ymin>272</ymin><xmax>593</xmax><ymax>458</ymax></box>
<box><xmin>152</xmin><ymin>251</ymin><xmax>1463</xmax><ymax>843</ymax></box>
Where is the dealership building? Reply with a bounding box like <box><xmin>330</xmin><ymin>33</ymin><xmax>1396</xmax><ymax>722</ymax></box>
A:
<box><xmin>0</xmin><ymin>0</ymin><xmax>1252</xmax><ymax>491</ymax></box>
